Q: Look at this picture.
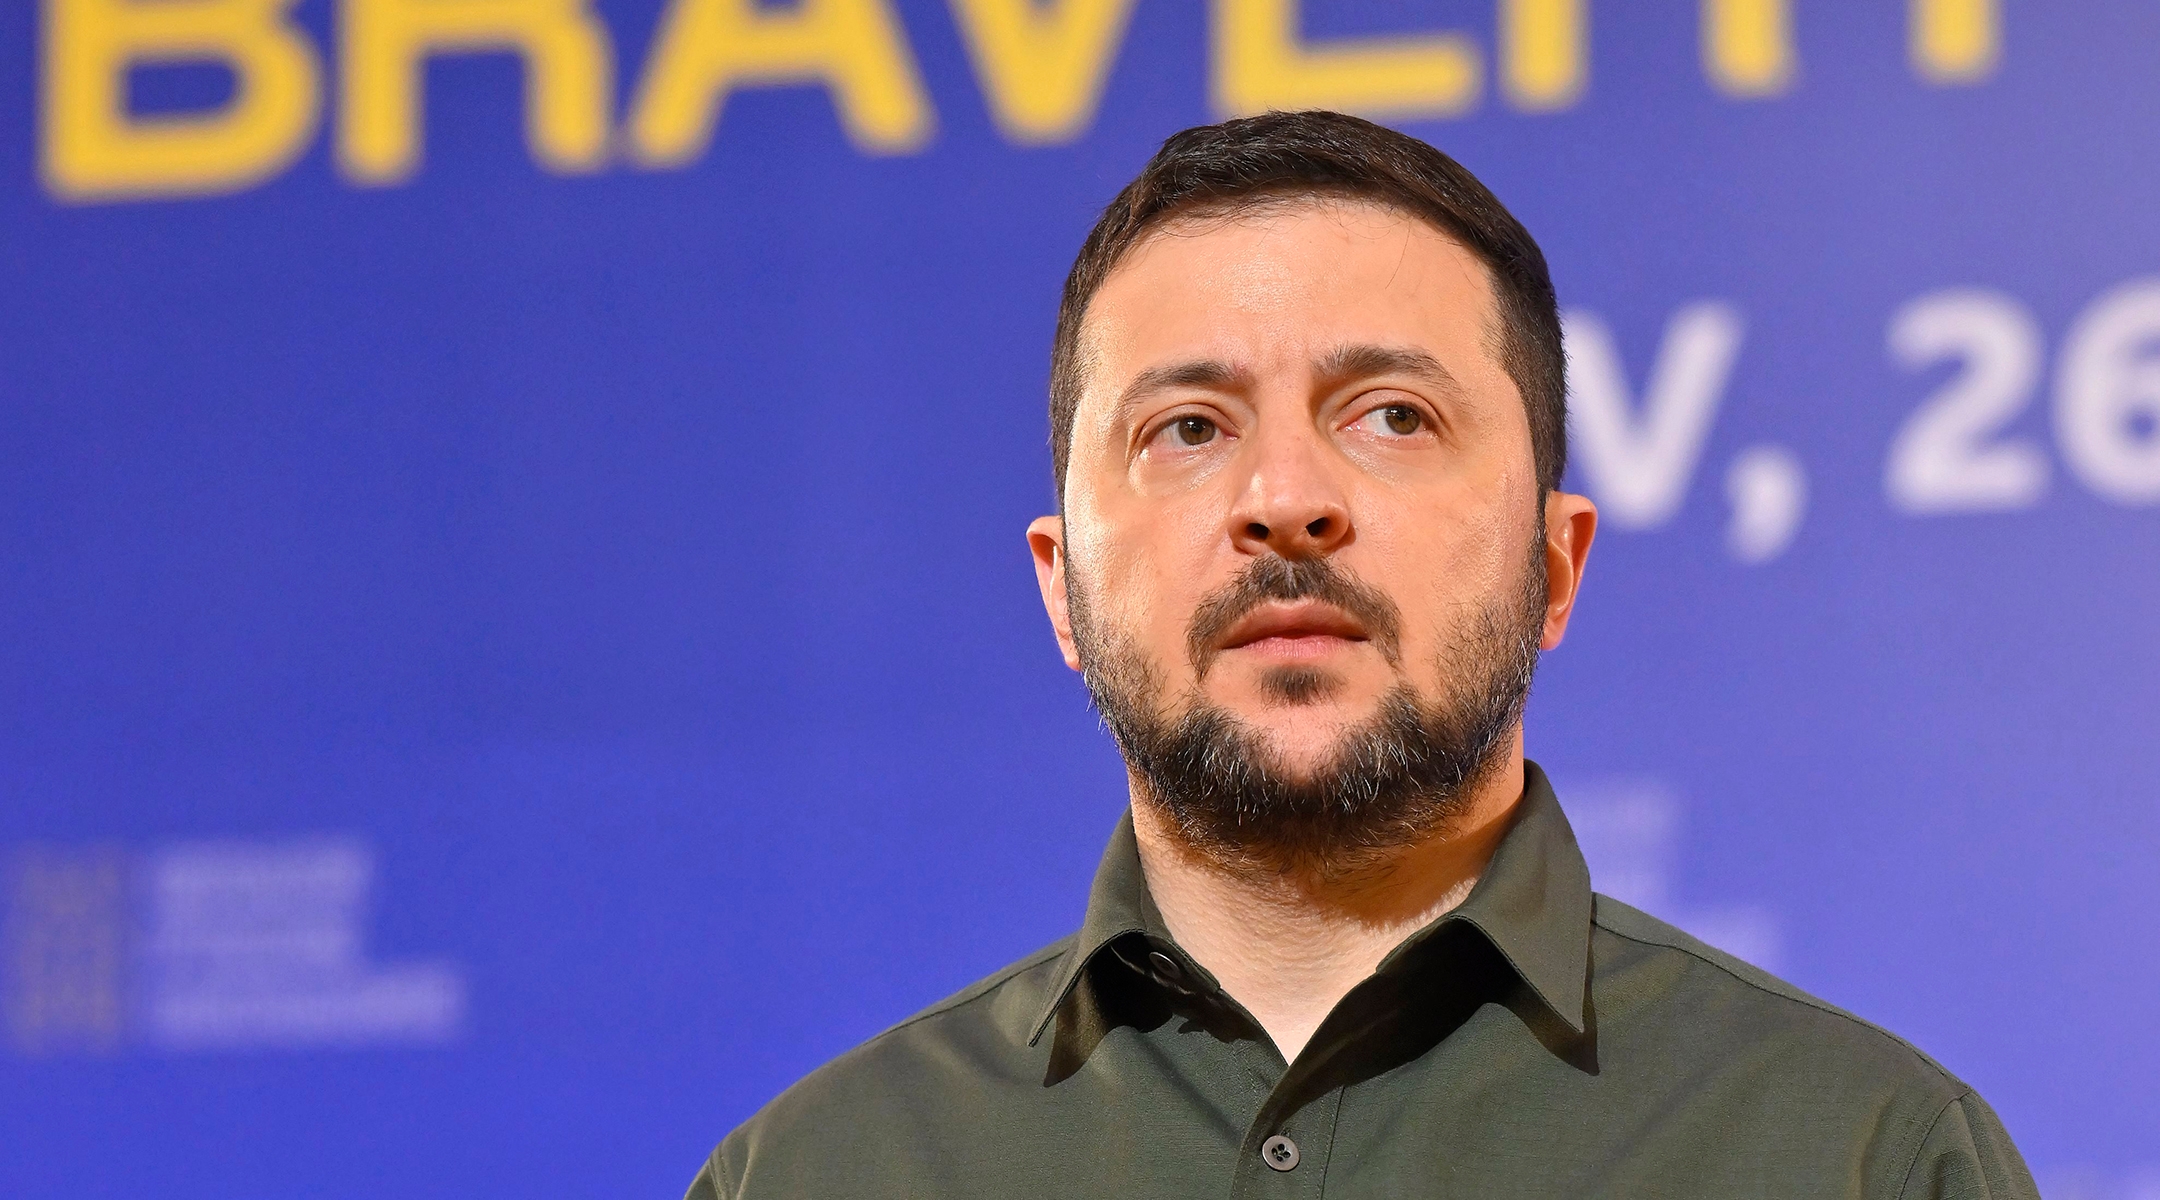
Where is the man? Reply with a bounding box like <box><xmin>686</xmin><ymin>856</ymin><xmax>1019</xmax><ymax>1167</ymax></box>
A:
<box><xmin>686</xmin><ymin>112</ymin><xmax>2035</xmax><ymax>1198</ymax></box>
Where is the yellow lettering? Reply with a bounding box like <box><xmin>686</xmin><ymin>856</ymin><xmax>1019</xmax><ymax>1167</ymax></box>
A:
<box><xmin>1501</xmin><ymin>0</ymin><xmax>1584</xmax><ymax>112</ymax></box>
<box><xmin>1910</xmin><ymin>0</ymin><xmax>1996</xmax><ymax>84</ymax></box>
<box><xmin>948</xmin><ymin>0</ymin><xmax>1136</xmax><ymax>144</ymax></box>
<box><xmin>628</xmin><ymin>0</ymin><xmax>931</xmax><ymax>163</ymax></box>
<box><xmin>1212</xmin><ymin>0</ymin><xmax>1480</xmax><ymax>120</ymax></box>
<box><xmin>41</xmin><ymin>0</ymin><xmax>319</xmax><ymax>201</ymax></box>
<box><xmin>339</xmin><ymin>0</ymin><xmax>613</xmax><ymax>184</ymax></box>
<box><xmin>1702</xmin><ymin>0</ymin><xmax>1791</xmax><ymax>97</ymax></box>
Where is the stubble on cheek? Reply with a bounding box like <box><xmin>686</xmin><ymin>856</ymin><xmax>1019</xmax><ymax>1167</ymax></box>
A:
<box><xmin>1065</xmin><ymin>550</ymin><xmax>1177</xmax><ymax>731</ymax></box>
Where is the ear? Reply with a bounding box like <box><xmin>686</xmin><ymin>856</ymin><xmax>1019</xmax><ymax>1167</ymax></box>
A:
<box><xmin>1539</xmin><ymin>490</ymin><xmax>1598</xmax><ymax>651</ymax></box>
<box><xmin>1027</xmin><ymin>515</ymin><xmax>1083</xmax><ymax>671</ymax></box>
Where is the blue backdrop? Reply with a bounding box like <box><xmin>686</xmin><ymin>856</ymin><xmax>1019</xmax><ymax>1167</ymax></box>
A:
<box><xmin>2</xmin><ymin>2</ymin><xmax>2155</xmax><ymax>1196</ymax></box>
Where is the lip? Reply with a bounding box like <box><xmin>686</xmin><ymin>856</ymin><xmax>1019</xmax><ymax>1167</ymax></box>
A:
<box><xmin>1217</xmin><ymin>600</ymin><xmax>1370</xmax><ymax>655</ymax></box>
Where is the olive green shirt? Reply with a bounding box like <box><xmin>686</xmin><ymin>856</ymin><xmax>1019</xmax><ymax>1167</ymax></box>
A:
<box><xmin>686</xmin><ymin>763</ymin><xmax>2036</xmax><ymax>1198</ymax></box>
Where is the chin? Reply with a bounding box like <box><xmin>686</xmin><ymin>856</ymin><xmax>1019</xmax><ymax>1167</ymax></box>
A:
<box><xmin>1201</xmin><ymin>666</ymin><xmax>1391</xmax><ymax>734</ymax></box>
<box><xmin>1240</xmin><ymin>700</ymin><xmax>1371</xmax><ymax>759</ymax></box>
<box><xmin>1250</xmin><ymin>741</ymin><xmax>1344</xmax><ymax>783</ymax></box>
<box><xmin>1251</xmin><ymin>666</ymin><xmax>1394</xmax><ymax>716</ymax></box>
<box><xmin>1256</xmin><ymin>665</ymin><xmax>1338</xmax><ymax>706</ymax></box>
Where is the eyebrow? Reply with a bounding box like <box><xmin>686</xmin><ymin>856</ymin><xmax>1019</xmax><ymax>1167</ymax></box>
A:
<box><xmin>1311</xmin><ymin>344</ymin><xmax>1464</xmax><ymax>396</ymax></box>
<box><xmin>1111</xmin><ymin>358</ymin><xmax>1252</xmax><ymax>427</ymax></box>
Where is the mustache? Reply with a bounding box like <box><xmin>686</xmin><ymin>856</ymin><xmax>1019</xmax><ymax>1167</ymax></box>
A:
<box><xmin>1186</xmin><ymin>556</ymin><xmax>1403</xmax><ymax>676</ymax></box>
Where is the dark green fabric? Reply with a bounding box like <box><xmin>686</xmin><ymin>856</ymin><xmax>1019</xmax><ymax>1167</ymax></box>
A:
<box><xmin>685</xmin><ymin>763</ymin><xmax>2037</xmax><ymax>1199</ymax></box>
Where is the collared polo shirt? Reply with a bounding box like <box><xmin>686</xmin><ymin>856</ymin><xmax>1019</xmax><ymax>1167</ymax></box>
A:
<box><xmin>685</xmin><ymin>763</ymin><xmax>2036</xmax><ymax>1198</ymax></box>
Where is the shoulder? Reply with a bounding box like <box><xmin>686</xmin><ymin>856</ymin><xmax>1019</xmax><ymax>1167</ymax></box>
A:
<box><xmin>1594</xmin><ymin>895</ymin><xmax>1956</xmax><ymax>1074</ymax></box>
<box><xmin>844</xmin><ymin>934</ymin><xmax>1073</xmax><ymax>1056</ymax></box>
<box><xmin>1564</xmin><ymin>897</ymin><xmax>2037</xmax><ymax>1198</ymax></box>
<box><xmin>698</xmin><ymin>937</ymin><xmax>1074</xmax><ymax>1197</ymax></box>
<box><xmin>752</xmin><ymin>934</ymin><xmax>1071</xmax><ymax>1111</ymax></box>
<box><xmin>1591</xmin><ymin>894</ymin><xmax>1966</xmax><ymax>1091</ymax></box>
<box><xmin>1589</xmin><ymin>896</ymin><xmax>1983</xmax><ymax>1179</ymax></box>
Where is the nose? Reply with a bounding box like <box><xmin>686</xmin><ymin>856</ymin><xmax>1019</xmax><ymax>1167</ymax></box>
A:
<box><xmin>1227</xmin><ymin>425</ymin><xmax>1353</xmax><ymax>560</ymax></box>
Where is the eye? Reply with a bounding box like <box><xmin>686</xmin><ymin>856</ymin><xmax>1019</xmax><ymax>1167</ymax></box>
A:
<box><xmin>1167</xmin><ymin>415</ymin><xmax>1218</xmax><ymax>446</ymax></box>
<box><xmin>1359</xmin><ymin>404</ymin><xmax>1425</xmax><ymax>436</ymax></box>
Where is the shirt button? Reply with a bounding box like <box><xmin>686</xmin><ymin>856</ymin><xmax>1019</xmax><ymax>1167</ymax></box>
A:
<box><xmin>1145</xmin><ymin>949</ymin><xmax>1186</xmax><ymax>987</ymax></box>
<box><xmin>1261</xmin><ymin>1134</ymin><xmax>1299</xmax><ymax>1172</ymax></box>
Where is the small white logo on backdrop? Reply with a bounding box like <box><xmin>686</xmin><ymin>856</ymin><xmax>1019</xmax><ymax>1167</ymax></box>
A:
<box><xmin>3</xmin><ymin>836</ymin><xmax>464</xmax><ymax>1054</ymax></box>
<box><xmin>1562</xmin><ymin>780</ymin><xmax>1784</xmax><ymax>972</ymax></box>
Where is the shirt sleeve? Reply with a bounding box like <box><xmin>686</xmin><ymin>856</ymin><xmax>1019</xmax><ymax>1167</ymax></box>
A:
<box><xmin>1896</xmin><ymin>1089</ymin><xmax>2041</xmax><ymax>1200</ymax></box>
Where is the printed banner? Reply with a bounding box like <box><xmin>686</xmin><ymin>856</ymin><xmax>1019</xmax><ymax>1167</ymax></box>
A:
<box><xmin>1</xmin><ymin>2</ymin><xmax>2154</xmax><ymax>1196</ymax></box>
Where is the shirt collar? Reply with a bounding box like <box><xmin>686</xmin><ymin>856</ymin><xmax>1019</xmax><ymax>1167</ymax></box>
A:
<box><xmin>1027</xmin><ymin>811</ymin><xmax>1161</xmax><ymax>1045</ymax></box>
<box><xmin>1385</xmin><ymin>760</ymin><xmax>1592</xmax><ymax>1033</ymax></box>
<box><xmin>1028</xmin><ymin>760</ymin><xmax>1592</xmax><ymax>1046</ymax></box>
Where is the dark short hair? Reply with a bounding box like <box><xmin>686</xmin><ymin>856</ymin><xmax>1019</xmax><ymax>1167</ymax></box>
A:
<box><xmin>1049</xmin><ymin>110</ymin><xmax>1567</xmax><ymax>503</ymax></box>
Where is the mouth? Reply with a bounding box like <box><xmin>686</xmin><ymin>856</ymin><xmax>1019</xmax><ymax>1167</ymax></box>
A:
<box><xmin>1217</xmin><ymin>600</ymin><xmax>1371</xmax><ymax>660</ymax></box>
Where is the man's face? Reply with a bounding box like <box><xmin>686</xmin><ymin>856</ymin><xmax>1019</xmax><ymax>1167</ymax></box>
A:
<box><xmin>1030</xmin><ymin>198</ymin><xmax>1594</xmax><ymax>860</ymax></box>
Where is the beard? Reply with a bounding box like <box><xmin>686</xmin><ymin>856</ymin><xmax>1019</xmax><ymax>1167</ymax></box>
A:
<box><xmin>1066</xmin><ymin>532</ymin><xmax>1548</xmax><ymax>879</ymax></box>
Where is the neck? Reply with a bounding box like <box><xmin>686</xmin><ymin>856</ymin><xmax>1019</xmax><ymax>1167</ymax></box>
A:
<box><xmin>1129</xmin><ymin>735</ymin><xmax>1526</xmax><ymax>1064</ymax></box>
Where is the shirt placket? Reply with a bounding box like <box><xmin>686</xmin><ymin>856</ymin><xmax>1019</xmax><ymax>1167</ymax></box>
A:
<box><xmin>1228</xmin><ymin>1049</ymin><xmax>1344</xmax><ymax>1199</ymax></box>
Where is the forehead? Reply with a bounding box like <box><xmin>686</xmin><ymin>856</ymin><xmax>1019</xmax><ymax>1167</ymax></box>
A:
<box><xmin>1076</xmin><ymin>198</ymin><xmax>1505</xmax><ymax>396</ymax></box>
